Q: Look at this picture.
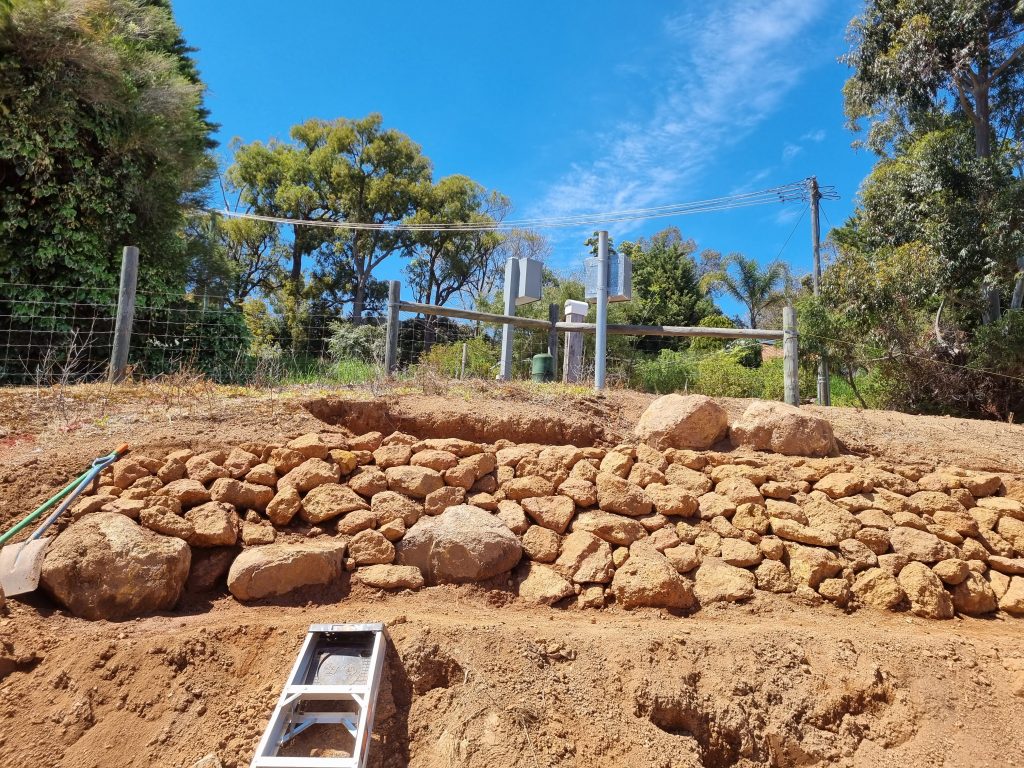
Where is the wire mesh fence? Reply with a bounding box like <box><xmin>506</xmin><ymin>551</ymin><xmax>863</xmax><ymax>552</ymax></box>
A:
<box><xmin>1</xmin><ymin>281</ymin><xmax>798</xmax><ymax>398</ymax></box>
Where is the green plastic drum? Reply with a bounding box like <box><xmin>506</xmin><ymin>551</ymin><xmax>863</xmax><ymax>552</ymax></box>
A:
<box><xmin>531</xmin><ymin>353</ymin><xmax>554</xmax><ymax>383</ymax></box>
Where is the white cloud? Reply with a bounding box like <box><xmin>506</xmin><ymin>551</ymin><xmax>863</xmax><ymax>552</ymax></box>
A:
<box><xmin>802</xmin><ymin>128</ymin><xmax>827</xmax><ymax>142</ymax></box>
<box><xmin>782</xmin><ymin>143</ymin><xmax>803</xmax><ymax>161</ymax></box>
<box><xmin>533</xmin><ymin>1</ymin><xmax>824</xmax><ymax>256</ymax></box>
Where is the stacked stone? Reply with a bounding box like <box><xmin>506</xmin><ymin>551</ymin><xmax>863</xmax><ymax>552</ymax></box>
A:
<box><xmin>44</xmin><ymin>397</ymin><xmax>1024</xmax><ymax>620</ymax></box>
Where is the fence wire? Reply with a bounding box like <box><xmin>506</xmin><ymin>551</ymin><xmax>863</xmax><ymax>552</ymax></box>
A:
<box><xmin>1</xmin><ymin>281</ymin><xmax>795</xmax><ymax>398</ymax></box>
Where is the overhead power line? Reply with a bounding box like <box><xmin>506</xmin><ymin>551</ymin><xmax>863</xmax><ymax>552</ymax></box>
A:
<box><xmin>202</xmin><ymin>179</ymin><xmax>830</xmax><ymax>233</ymax></box>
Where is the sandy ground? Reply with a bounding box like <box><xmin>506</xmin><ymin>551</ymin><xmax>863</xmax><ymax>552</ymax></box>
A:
<box><xmin>1</xmin><ymin>382</ymin><xmax>1024</xmax><ymax>767</ymax></box>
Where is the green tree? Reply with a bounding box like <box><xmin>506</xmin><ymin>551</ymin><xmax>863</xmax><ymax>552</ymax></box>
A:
<box><xmin>0</xmin><ymin>0</ymin><xmax>214</xmax><ymax>293</ymax></box>
<box><xmin>403</xmin><ymin>175</ymin><xmax>508</xmax><ymax>307</ymax></box>
<box><xmin>700</xmin><ymin>254</ymin><xmax>792</xmax><ymax>329</ymax></box>
<box><xmin>843</xmin><ymin>1</ymin><xmax>1024</xmax><ymax>317</ymax></box>
<box><xmin>228</xmin><ymin>115</ymin><xmax>432</xmax><ymax>321</ymax></box>
<box><xmin>619</xmin><ymin>227</ymin><xmax>719</xmax><ymax>329</ymax></box>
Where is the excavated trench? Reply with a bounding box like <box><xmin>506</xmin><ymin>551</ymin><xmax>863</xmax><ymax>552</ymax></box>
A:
<box><xmin>302</xmin><ymin>395</ymin><xmax>626</xmax><ymax>447</ymax></box>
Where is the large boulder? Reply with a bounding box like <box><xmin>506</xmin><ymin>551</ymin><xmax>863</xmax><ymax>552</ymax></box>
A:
<box><xmin>227</xmin><ymin>540</ymin><xmax>346</xmax><ymax>601</ymax></box>
<box><xmin>729</xmin><ymin>401</ymin><xmax>836</xmax><ymax>457</ymax></box>
<box><xmin>40</xmin><ymin>513</ymin><xmax>190</xmax><ymax>619</ymax></box>
<box><xmin>897</xmin><ymin>561</ymin><xmax>954</xmax><ymax>619</ymax></box>
<box><xmin>634</xmin><ymin>394</ymin><xmax>728</xmax><ymax>451</ymax></box>
<box><xmin>397</xmin><ymin>504</ymin><xmax>522</xmax><ymax>584</ymax></box>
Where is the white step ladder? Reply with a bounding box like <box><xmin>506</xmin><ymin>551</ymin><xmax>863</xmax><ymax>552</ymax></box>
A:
<box><xmin>251</xmin><ymin>623</ymin><xmax>387</xmax><ymax>768</ymax></box>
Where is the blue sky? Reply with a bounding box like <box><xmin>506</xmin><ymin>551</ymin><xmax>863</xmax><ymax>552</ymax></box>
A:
<box><xmin>174</xmin><ymin>0</ymin><xmax>875</xmax><ymax>315</ymax></box>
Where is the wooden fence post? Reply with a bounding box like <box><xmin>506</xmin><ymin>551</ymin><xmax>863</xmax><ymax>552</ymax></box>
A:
<box><xmin>108</xmin><ymin>245</ymin><xmax>138</xmax><ymax>384</ymax></box>
<box><xmin>562</xmin><ymin>300</ymin><xmax>588</xmax><ymax>383</ymax></box>
<box><xmin>385</xmin><ymin>280</ymin><xmax>400</xmax><ymax>375</ymax></box>
<box><xmin>547</xmin><ymin>303</ymin><xmax>559</xmax><ymax>378</ymax></box>
<box><xmin>783</xmin><ymin>305</ymin><xmax>799</xmax><ymax>406</ymax></box>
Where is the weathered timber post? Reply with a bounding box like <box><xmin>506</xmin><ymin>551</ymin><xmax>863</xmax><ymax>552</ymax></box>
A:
<box><xmin>108</xmin><ymin>246</ymin><xmax>138</xmax><ymax>384</ymax></box>
<box><xmin>460</xmin><ymin>342</ymin><xmax>468</xmax><ymax>379</ymax></box>
<box><xmin>562</xmin><ymin>299</ymin><xmax>588</xmax><ymax>383</ymax></box>
<box><xmin>384</xmin><ymin>280</ymin><xmax>400</xmax><ymax>375</ymax></box>
<box><xmin>783</xmin><ymin>305</ymin><xmax>799</xmax><ymax>407</ymax></box>
<box><xmin>547</xmin><ymin>303</ymin><xmax>559</xmax><ymax>380</ymax></box>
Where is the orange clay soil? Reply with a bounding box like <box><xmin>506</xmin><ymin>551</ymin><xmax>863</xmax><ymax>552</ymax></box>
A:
<box><xmin>1</xmin><ymin>383</ymin><xmax>1023</xmax><ymax>768</ymax></box>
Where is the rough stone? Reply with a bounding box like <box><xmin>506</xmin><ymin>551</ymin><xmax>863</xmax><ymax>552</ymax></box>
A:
<box><xmin>720</xmin><ymin>538</ymin><xmax>762</xmax><ymax>568</ymax></box>
<box><xmin>495</xmin><ymin>500</ymin><xmax>529</xmax><ymax>534</ymax></box>
<box><xmin>185</xmin><ymin>502</ymin><xmax>240</xmax><ymax>547</ymax></box>
<box><xmin>516</xmin><ymin>562</ymin><xmax>574</xmax><ymax>605</ymax></box>
<box><xmin>932</xmin><ymin>558</ymin><xmax>970</xmax><ymax>585</ymax></box>
<box><xmin>853</xmin><ymin>568</ymin><xmax>905</xmax><ymax>611</ymax></box>
<box><xmin>600</xmin><ymin>451</ymin><xmax>633</xmax><ymax>478</ymax></box>
<box><xmin>139</xmin><ymin>508</ymin><xmax>194</xmax><ymax>540</ymax></box>
<box><xmin>999</xmin><ymin>576</ymin><xmax>1024</xmax><ymax>615</ymax></box>
<box><xmin>755</xmin><ymin>559</ymin><xmax>793</xmax><ymax>593</ymax></box>
<box><xmin>611</xmin><ymin>544</ymin><xmax>696</xmax><ymax>609</ymax></box>
<box><xmin>644</xmin><ymin>484</ymin><xmax>698</xmax><ymax>518</ymax></box>
<box><xmin>596</xmin><ymin>472</ymin><xmax>651</xmax><ymax>517</ymax></box>
<box><xmin>356</xmin><ymin>564</ymin><xmax>424</xmax><ymax>590</ymax></box>
<box><xmin>694</xmin><ymin>557</ymin><xmax>756</xmax><ymax>604</ymax></box>
<box><xmin>209</xmin><ymin>478</ymin><xmax>274</xmax><ymax>512</ymax></box>
<box><xmin>521</xmin><ymin>495</ymin><xmax>576</xmax><ymax>534</ymax></box>
<box><xmin>503</xmin><ymin>476</ymin><xmax>556</xmax><ymax>500</ymax></box>
<box><xmin>521</xmin><ymin>525</ymin><xmax>561</xmax><ymax>563</ymax></box>
<box><xmin>951</xmin><ymin>571</ymin><xmax>998</xmax><ymax>615</ymax></box>
<box><xmin>634</xmin><ymin>394</ymin><xmax>729</xmax><ymax>450</ymax></box>
<box><xmin>663</xmin><ymin>544</ymin><xmax>701</xmax><ymax>574</ymax></box>
<box><xmin>554</xmin><ymin>531</ymin><xmax>614</xmax><ymax>584</ymax></box>
<box><xmin>818</xmin><ymin>578</ymin><xmax>852</xmax><ymax>607</ymax></box>
<box><xmin>898</xmin><ymin>561</ymin><xmax>954</xmax><ymax>619</ymax></box>
<box><xmin>729</xmin><ymin>401</ymin><xmax>837</xmax><ymax>457</ymax></box>
<box><xmin>41</xmin><ymin>513</ymin><xmax>190</xmax><ymax>619</ymax></box>
<box><xmin>385</xmin><ymin>466</ymin><xmax>444</xmax><ymax>499</ymax></box>
<box><xmin>158</xmin><ymin>479</ymin><xmax>211</xmax><ymax>508</ymax></box>
<box><xmin>557</xmin><ymin>477</ymin><xmax>598</xmax><ymax>507</ymax></box>
<box><xmin>348</xmin><ymin>467</ymin><xmax>389</xmax><ymax>498</ymax></box>
<box><xmin>397</xmin><ymin>505</ymin><xmax>522</xmax><ymax>584</ymax></box>
<box><xmin>301</xmin><ymin>484</ymin><xmax>370</xmax><ymax>524</ymax></box>
<box><xmin>786</xmin><ymin>543</ymin><xmax>842</xmax><ymax>588</ymax></box>
<box><xmin>571</xmin><ymin>511</ymin><xmax>647</xmax><ymax>546</ymax></box>
<box><xmin>279</xmin><ymin>459</ymin><xmax>341</xmax><ymax>494</ymax></box>
<box><xmin>349</xmin><ymin>529</ymin><xmax>395</xmax><ymax>566</ymax></box>
<box><xmin>371</xmin><ymin>491</ymin><xmax>423</xmax><ymax>527</ymax></box>
<box><xmin>732</xmin><ymin>503</ymin><xmax>770</xmax><ymax>535</ymax></box>
<box><xmin>335</xmin><ymin>508</ymin><xmax>377</xmax><ymax>536</ymax></box>
<box><xmin>697</xmin><ymin>493</ymin><xmax>736</xmax><ymax>521</ymax></box>
<box><xmin>266</xmin><ymin>486</ymin><xmax>302</xmax><ymax>526</ymax></box>
<box><xmin>227</xmin><ymin>540</ymin><xmax>345</xmax><ymax>600</ymax></box>
<box><xmin>889</xmin><ymin>526</ymin><xmax>960</xmax><ymax>564</ymax></box>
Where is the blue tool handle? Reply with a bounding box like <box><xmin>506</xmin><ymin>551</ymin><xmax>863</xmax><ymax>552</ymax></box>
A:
<box><xmin>29</xmin><ymin>451</ymin><xmax>120</xmax><ymax>540</ymax></box>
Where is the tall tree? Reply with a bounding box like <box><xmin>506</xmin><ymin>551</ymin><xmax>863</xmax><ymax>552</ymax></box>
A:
<box><xmin>619</xmin><ymin>227</ymin><xmax>719</xmax><ymax>328</ymax></box>
<box><xmin>844</xmin><ymin>1</ymin><xmax>1024</xmax><ymax>319</ymax></box>
<box><xmin>0</xmin><ymin>0</ymin><xmax>215</xmax><ymax>293</ymax></box>
<box><xmin>307</xmin><ymin>115</ymin><xmax>432</xmax><ymax>320</ymax></box>
<box><xmin>403</xmin><ymin>175</ymin><xmax>508</xmax><ymax>307</ymax></box>
<box><xmin>700</xmin><ymin>254</ymin><xmax>792</xmax><ymax>329</ymax></box>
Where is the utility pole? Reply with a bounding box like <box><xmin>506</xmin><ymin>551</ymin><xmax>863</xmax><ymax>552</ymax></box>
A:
<box><xmin>809</xmin><ymin>177</ymin><xmax>830</xmax><ymax>406</ymax></box>
<box><xmin>594</xmin><ymin>230</ymin><xmax>609</xmax><ymax>391</ymax></box>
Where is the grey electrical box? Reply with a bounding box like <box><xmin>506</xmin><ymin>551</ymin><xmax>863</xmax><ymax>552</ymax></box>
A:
<box><xmin>516</xmin><ymin>257</ymin><xmax>543</xmax><ymax>306</ymax></box>
<box><xmin>584</xmin><ymin>253</ymin><xmax>632</xmax><ymax>302</ymax></box>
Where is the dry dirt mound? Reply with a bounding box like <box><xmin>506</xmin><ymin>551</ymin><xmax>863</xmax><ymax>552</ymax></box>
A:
<box><xmin>1</xmin><ymin>387</ymin><xmax>1024</xmax><ymax>767</ymax></box>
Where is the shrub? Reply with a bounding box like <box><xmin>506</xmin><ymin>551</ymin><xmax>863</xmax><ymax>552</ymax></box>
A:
<box><xmin>693</xmin><ymin>353</ymin><xmax>762</xmax><ymax>397</ymax></box>
<box><xmin>328</xmin><ymin>322</ymin><xmax>384</xmax><ymax>364</ymax></box>
<box><xmin>419</xmin><ymin>337</ymin><xmax>497</xmax><ymax>378</ymax></box>
<box><xmin>631</xmin><ymin>349</ymin><xmax>698</xmax><ymax>394</ymax></box>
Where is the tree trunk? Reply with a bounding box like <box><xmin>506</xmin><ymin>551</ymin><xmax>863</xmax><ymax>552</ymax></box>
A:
<box><xmin>972</xmin><ymin>73</ymin><xmax>1000</xmax><ymax>321</ymax></box>
<box><xmin>1011</xmin><ymin>256</ymin><xmax>1024</xmax><ymax>310</ymax></box>
<box><xmin>352</xmin><ymin>281</ymin><xmax>365</xmax><ymax>326</ymax></box>
<box><xmin>290</xmin><ymin>237</ymin><xmax>303</xmax><ymax>287</ymax></box>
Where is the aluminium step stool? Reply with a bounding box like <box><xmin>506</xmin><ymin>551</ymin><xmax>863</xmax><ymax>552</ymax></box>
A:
<box><xmin>251</xmin><ymin>623</ymin><xmax>387</xmax><ymax>768</ymax></box>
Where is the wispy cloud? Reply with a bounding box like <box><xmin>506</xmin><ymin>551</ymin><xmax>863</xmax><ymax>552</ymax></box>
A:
<box><xmin>802</xmin><ymin>128</ymin><xmax>827</xmax><ymax>142</ymax></box>
<box><xmin>782</xmin><ymin>143</ymin><xmax>803</xmax><ymax>161</ymax></box>
<box><xmin>533</xmin><ymin>0</ymin><xmax>824</xmax><ymax>255</ymax></box>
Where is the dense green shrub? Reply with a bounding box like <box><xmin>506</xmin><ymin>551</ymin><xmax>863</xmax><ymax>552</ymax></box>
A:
<box><xmin>419</xmin><ymin>337</ymin><xmax>497</xmax><ymax>378</ymax></box>
<box><xmin>631</xmin><ymin>349</ymin><xmax>698</xmax><ymax>394</ymax></box>
<box><xmin>328</xmin><ymin>322</ymin><xmax>384</xmax><ymax>364</ymax></box>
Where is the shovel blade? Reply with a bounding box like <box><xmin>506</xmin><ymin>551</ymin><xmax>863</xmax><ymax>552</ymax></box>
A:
<box><xmin>0</xmin><ymin>538</ymin><xmax>51</xmax><ymax>597</ymax></box>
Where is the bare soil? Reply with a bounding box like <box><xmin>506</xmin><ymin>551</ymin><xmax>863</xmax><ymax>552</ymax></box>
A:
<box><xmin>1</xmin><ymin>382</ymin><xmax>1024</xmax><ymax>767</ymax></box>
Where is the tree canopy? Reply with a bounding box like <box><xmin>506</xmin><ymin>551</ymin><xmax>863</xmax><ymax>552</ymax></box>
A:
<box><xmin>0</xmin><ymin>0</ymin><xmax>215</xmax><ymax>296</ymax></box>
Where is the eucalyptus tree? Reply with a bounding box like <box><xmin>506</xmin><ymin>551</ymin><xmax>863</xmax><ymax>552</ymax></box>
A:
<box><xmin>229</xmin><ymin>114</ymin><xmax>432</xmax><ymax>320</ymax></box>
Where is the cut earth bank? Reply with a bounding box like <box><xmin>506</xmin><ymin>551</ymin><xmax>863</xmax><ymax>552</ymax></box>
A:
<box><xmin>1</xmin><ymin>392</ymin><xmax>1023</xmax><ymax>768</ymax></box>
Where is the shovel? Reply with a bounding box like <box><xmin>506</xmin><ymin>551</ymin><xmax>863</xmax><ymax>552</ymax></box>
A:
<box><xmin>0</xmin><ymin>445</ymin><xmax>129</xmax><ymax>597</ymax></box>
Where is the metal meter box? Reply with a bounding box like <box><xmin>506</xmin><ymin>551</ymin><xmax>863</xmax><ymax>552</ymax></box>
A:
<box><xmin>515</xmin><ymin>257</ymin><xmax>543</xmax><ymax>306</ymax></box>
<box><xmin>584</xmin><ymin>253</ymin><xmax>632</xmax><ymax>302</ymax></box>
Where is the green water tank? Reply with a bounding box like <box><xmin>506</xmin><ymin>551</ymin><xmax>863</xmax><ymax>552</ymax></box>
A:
<box><xmin>531</xmin><ymin>353</ymin><xmax>554</xmax><ymax>383</ymax></box>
